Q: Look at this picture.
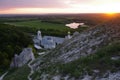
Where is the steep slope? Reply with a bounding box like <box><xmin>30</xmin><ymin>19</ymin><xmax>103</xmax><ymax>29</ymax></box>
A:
<box><xmin>44</xmin><ymin>17</ymin><xmax>120</xmax><ymax>63</ymax></box>
<box><xmin>4</xmin><ymin>65</ymin><xmax>30</xmax><ymax>80</ymax></box>
<box><xmin>30</xmin><ymin>17</ymin><xmax>120</xmax><ymax>79</ymax></box>
<box><xmin>4</xmin><ymin>17</ymin><xmax>120</xmax><ymax>80</ymax></box>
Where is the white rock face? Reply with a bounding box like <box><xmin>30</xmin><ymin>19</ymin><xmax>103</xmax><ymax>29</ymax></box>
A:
<box><xmin>44</xmin><ymin>24</ymin><xmax>120</xmax><ymax>64</ymax></box>
<box><xmin>52</xmin><ymin>75</ymin><xmax>61</xmax><ymax>80</ymax></box>
<box><xmin>36</xmin><ymin>72</ymin><xmax>120</xmax><ymax>80</ymax></box>
<box><xmin>10</xmin><ymin>48</ymin><xmax>35</xmax><ymax>68</ymax></box>
<box><xmin>55</xmin><ymin>27</ymin><xmax>108</xmax><ymax>63</ymax></box>
<box><xmin>97</xmin><ymin>72</ymin><xmax>120</xmax><ymax>80</ymax></box>
<box><xmin>82</xmin><ymin>75</ymin><xmax>92</xmax><ymax>80</ymax></box>
<box><xmin>111</xmin><ymin>56</ymin><xmax>120</xmax><ymax>60</ymax></box>
<box><xmin>29</xmin><ymin>19</ymin><xmax>120</xmax><ymax>80</ymax></box>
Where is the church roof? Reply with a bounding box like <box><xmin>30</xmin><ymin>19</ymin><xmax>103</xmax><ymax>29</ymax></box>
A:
<box><xmin>42</xmin><ymin>36</ymin><xmax>64</xmax><ymax>44</ymax></box>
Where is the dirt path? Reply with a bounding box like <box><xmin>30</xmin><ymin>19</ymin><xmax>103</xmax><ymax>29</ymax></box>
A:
<box><xmin>27</xmin><ymin>52</ymin><xmax>45</xmax><ymax>80</ymax></box>
<box><xmin>0</xmin><ymin>72</ymin><xmax>8</xmax><ymax>80</ymax></box>
<box><xmin>28</xmin><ymin>60</ymin><xmax>34</xmax><ymax>80</ymax></box>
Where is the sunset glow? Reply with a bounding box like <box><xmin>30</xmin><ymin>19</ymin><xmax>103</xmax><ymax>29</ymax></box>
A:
<box><xmin>0</xmin><ymin>0</ymin><xmax>120</xmax><ymax>14</ymax></box>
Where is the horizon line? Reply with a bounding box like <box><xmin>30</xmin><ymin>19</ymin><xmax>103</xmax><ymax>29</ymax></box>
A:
<box><xmin>0</xmin><ymin>12</ymin><xmax>120</xmax><ymax>15</ymax></box>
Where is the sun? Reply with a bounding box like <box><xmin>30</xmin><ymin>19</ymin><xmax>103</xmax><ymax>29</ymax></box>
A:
<box><xmin>104</xmin><ymin>12</ymin><xmax>117</xmax><ymax>18</ymax></box>
<box><xmin>106</xmin><ymin>12</ymin><xmax>116</xmax><ymax>16</ymax></box>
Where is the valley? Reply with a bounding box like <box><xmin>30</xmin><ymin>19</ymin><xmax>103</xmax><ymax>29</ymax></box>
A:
<box><xmin>0</xmin><ymin>13</ymin><xmax>120</xmax><ymax>80</ymax></box>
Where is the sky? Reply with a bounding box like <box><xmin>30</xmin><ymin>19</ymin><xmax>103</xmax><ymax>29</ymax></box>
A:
<box><xmin>0</xmin><ymin>0</ymin><xmax>120</xmax><ymax>14</ymax></box>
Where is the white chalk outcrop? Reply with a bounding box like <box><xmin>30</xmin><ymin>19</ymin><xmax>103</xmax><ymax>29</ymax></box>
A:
<box><xmin>10</xmin><ymin>48</ymin><xmax>35</xmax><ymax>68</ymax></box>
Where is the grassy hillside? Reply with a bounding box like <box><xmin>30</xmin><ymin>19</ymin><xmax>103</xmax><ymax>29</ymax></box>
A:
<box><xmin>4</xmin><ymin>41</ymin><xmax>120</xmax><ymax>80</ymax></box>
<box><xmin>30</xmin><ymin>41</ymin><xmax>120</xmax><ymax>79</ymax></box>
<box><xmin>4</xmin><ymin>65</ymin><xmax>30</xmax><ymax>80</ymax></box>
<box><xmin>58</xmin><ymin>41</ymin><xmax>120</xmax><ymax>77</ymax></box>
<box><xmin>2</xmin><ymin>17</ymin><xmax>120</xmax><ymax>80</ymax></box>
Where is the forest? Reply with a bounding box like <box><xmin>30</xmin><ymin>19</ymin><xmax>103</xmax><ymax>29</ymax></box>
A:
<box><xmin>0</xmin><ymin>23</ymin><xmax>33</xmax><ymax>72</ymax></box>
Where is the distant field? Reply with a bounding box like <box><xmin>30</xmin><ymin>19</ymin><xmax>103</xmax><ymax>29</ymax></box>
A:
<box><xmin>6</xmin><ymin>20</ymin><xmax>70</xmax><ymax>31</ymax></box>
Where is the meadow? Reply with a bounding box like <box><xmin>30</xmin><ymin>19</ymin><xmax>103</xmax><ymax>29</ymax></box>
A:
<box><xmin>3</xmin><ymin>14</ymin><xmax>108</xmax><ymax>37</ymax></box>
<box><xmin>6</xmin><ymin>20</ymin><xmax>70</xmax><ymax>31</ymax></box>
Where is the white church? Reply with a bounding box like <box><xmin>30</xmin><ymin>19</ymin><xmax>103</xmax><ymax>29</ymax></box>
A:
<box><xmin>33</xmin><ymin>30</ymin><xmax>72</xmax><ymax>49</ymax></box>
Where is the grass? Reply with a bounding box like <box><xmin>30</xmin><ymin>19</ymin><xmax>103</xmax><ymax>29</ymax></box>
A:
<box><xmin>6</xmin><ymin>20</ymin><xmax>70</xmax><ymax>31</ymax></box>
<box><xmin>4</xmin><ymin>41</ymin><xmax>120</xmax><ymax>79</ymax></box>
<box><xmin>59</xmin><ymin>41</ymin><xmax>120</xmax><ymax>77</ymax></box>
<box><xmin>33</xmin><ymin>41</ymin><xmax>120</xmax><ymax>78</ymax></box>
<box><xmin>3</xmin><ymin>65</ymin><xmax>30</xmax><ymax>80</ymax></box>
<box><xmin>0</xmin><ymin>69</ymin><xmax>7</xmax><ymax>76</ymax></box>
<box><xmin>4</xmin><ymin>20</ymin><xmax>89</xmax><ymax>37</ymax></box>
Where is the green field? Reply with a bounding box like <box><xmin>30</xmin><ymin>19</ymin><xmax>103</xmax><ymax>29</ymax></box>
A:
<box><xmin>6</xmin><ymin>20</ymin><xmax>70</xmax><ymax>31</ymax></box>
<box><xmin>4</xmin><ymin>19</ymin><xmax>88</xmax><ymax>37</ymax></box>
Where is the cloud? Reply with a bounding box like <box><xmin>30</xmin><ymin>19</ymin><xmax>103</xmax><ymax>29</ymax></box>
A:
<box><xmin>0</xmin><ymin>0</ymin><xmax>68</xmax><ymax>10</ymax></box>
<box><xmin>66</xmin><ymin>0</ymin><xmax>93</xmax><ymax>4</ymax></box>
<box><xmin>1</xmin><ymin>0</ymin><xmax>119</xmax><ymax>14</ymax></box>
